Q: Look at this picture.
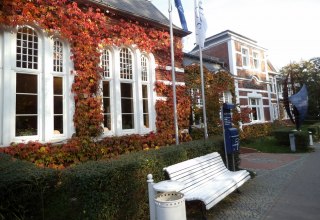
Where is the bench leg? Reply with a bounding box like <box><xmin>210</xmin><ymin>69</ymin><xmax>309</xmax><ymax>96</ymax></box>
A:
<box><xmin>201</xmin><ymin>204</ymin><xmax>207</xmax><ymax>220</ymax></box>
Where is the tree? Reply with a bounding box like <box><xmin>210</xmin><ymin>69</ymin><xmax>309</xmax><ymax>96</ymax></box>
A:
<box><xmin>280</xmin><ymin>59</ymin><xmax>320</xmax><ymax>121</ymax></box>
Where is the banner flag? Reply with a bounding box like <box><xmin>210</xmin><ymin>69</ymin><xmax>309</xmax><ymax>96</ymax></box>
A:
<box><xmin>195</xmin><ymin>0</ymin><xmax>207</xmax><ymax>48</ymax></box>
<box><xmin>289</xmin><ymin>84</ymin><xmax>308</xmax><ymax>130</ymax></box>
<box><xmin>174</xmin><ymin>0</ymin><xmax>188</xmax><ymax>31</ymax></box>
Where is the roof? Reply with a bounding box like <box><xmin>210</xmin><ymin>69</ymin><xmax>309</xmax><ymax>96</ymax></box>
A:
<box><xmin>267</xmin><ymin>60</ymin><xmax>279</xmax><ymax>73</ymax></box>
<box><xmin>191</xmin><ymin>30</ymin><xmax>265</xmax><ymax>53</ymax></box>
<box><xmin>183</xmin><ymin>53</ymin><xmax>228</xmax><ymax>72</ymax></box>
<box><xmin>84</xmin><ymin>0</ymin><xmax>190</xmax><ymax>37</ymax></box>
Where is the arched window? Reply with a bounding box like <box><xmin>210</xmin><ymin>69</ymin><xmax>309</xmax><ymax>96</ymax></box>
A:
<box><xmin>141</xmin><ymin>54</ymin><xmax>150</xmax><ymax>128</ymax></box>
<box><xmin>100</xmin><ymin>47</ymin><xmax>155</xmax><ymax>136</ymax></box>
<box><xmin>101</xmin><ymin>49</ymin><xmax>112</xmax><ymax>132</ymax></box>
<box><xmin>120</xmin><ymin>48</ymin><xmax>134</xmax><ymax>130</ymax></box>
<box><xmin>0</xmin><ymin>26</ymin><xmax>73</xmax><ymax>145</ymax></box>
<box><xmin>15</xmin><ymin>27</ymin><xmax>39</xmax><ymax>136</ymax></box>
<box><xmin>52</xmin><ymin>39</ymin><xmax>66</xmax><ymax>135</ymax></box>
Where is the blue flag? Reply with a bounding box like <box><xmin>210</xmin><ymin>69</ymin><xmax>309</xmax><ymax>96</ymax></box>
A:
<box><xmin>289</xmin><ymin>84</ymin><xmax>308</xmax><ymax>130</ymax></box>
<box><xmin>175</xmin><ymin>0</ymin><xmax>188</xmax><ymax>31</ymax></box>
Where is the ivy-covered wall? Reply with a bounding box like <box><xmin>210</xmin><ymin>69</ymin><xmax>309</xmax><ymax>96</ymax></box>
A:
<box><xmin>0</xmin><ymin>0</ymin><xmax>190</xmax><ymax>140</ymax></box>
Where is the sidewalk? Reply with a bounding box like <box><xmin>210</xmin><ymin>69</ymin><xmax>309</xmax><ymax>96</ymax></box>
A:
<box><xmin>190</xmin><ymin>142</ymin><xmax>320</xmax><ymax>220</ymax></box>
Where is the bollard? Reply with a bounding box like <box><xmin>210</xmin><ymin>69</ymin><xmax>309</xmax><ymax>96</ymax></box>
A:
<box><xmin>147</xmin><ymin>174</ymin><xmax>156</xmax><ymax>220</ymax></box>
<box><xmin>289</xmin><ymin>133</ymin><xmax>296</xmax><ymax>152</ymax></box>
<box><xmin>309</xmin><ymin>131</ymin><xmax>314</xmax><ymax>146</ymax></box>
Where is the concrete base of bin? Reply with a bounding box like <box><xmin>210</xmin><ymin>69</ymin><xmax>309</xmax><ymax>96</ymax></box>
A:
<box><xmin>154</xmin><ymin>192</ymin><xmax>186</xmax><ymax>220</ymax></box>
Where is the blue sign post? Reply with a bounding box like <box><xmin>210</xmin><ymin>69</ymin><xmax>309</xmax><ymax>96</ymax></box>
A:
<box><xmin>222</xmin><ymin>103</ymin><xmax>240</xmax><ymax>171</ymax></box>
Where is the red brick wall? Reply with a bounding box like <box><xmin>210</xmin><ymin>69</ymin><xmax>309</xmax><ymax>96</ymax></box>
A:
<box><xmin>202</xmin><ymin>42</ymin><xmax>229</xmax><ymax>69</ymax></box>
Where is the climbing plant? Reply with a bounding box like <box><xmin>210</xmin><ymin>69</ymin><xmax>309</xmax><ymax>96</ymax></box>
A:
<box><xmin>185</xmin><ymin>64</ymin><xmax>248</xmax><ymax>135</ymax></box>
<box><xmin>0</xmin><ymin>0</ymin><xmax>184</xmax><ymax>139</ymax></box>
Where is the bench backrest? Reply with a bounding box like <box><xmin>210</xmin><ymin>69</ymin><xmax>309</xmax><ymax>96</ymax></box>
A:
<box><xmin>163</xmin><ymin>152</ymin><xmax>228</xmax><ymax>193</ymax></box>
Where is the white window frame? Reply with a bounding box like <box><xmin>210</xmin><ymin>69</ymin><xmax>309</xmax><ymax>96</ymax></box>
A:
<box><xmin>248</xmin><ymin>97</ymin><xmax>263</xmax><ymax>122</ymax></box>
<box><xmin>252</xmin><ymin>50</ymin><xmax>260</xmax><ymax>70</ymax></box>
<box><xmin>140</xmin><ymin>53</ymin><xmax>152</xmax><ymax>131</ymax></box>
<box><xmin>100</xmin><ymin>46</ymin><xmax>156</xmax><ymax>137</ymax></box>
<box><xmin>0</xmin><ymin>26</ymin><xmax>74</xmax><ymax>146</ymax></box>
<box><xmin>101</xmin><ymin>48</ymin><xmax>113</xmax><ymax>134</ymax></box>
<box><xmin>51</xmin><ymin>38</ymin><xmax>68</xmax><ymax>139</ymax></box>
<box><xmin>15</xmin><ymin>26</ymin><xmax>42</xmax><ymax>140</ymax></box>
<box><xmin>0</xmin><ymin>31</ymin><xmax>3</xmax><ymax>145</ymax></box>
<box><xmin>272</xmin><ymin>103</ymin><xmax>279</xmax><ymax>120</ymax></box>
<box><xmin>222</xmin><ymin>91</ymin><xmax>232</xmax><ymax>104</ymax></box>
<box><xmin>241</xmin><ymin>46</ymin><xmax>249</xmax><ymax>68</ymax></box>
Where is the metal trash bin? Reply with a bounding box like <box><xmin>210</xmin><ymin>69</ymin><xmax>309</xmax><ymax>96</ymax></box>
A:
<box><xmin>154</xmin><ymin>192</ymin><xmax>186</xmax><ymax>220</ymax></box>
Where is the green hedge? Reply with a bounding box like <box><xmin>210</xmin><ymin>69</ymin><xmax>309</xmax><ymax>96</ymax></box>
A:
<box><xmin>272</xmin><ymin>129</ymin><xmax>309</xmax><ymax>151</ymax></box>
<box><xmin>0</xmin><ymin>154</ymin><xmax>58</xmax><ymax>220</ymax></box>
<box><xmin>308</xmin><ymin>122</ymin><xmax>320</xmax><ymax>141</ymax></box>
<box><xmin>0</xmin><ymin>137</ymin><xmax>226</xmax><ymax>220</ymax></box>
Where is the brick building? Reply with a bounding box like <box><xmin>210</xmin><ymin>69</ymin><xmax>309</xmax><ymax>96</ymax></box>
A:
<box><xmin>190</xmin><ymin>30</ymin><xmax>281</xmax><ymax>125</ymax></box>
<box><xmin>0</xmin><ymin>0</ymin><xmax>189</xmax><ymax>146</ymax></box>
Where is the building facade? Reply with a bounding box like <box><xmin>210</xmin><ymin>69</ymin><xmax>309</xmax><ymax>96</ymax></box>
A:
<box><xmin>191</xmin><ymin>30</ymin><xmax>281</xmax><ymax>125</ymax></box>
<box><xmin>0</xmin><ymin>0</ymin><xmax>189</xmax><ymax>146</ymax></box>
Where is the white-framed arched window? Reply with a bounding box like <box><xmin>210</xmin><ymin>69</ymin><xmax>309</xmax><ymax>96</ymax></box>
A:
<box><xmin>141</xmin><ymin>54</ymin><xmax>150</xmax><ymax>129</ymax></box>
<box><xmin>0</xmin><ymin>25</ymin><xmax>74</xmax><ymax>146</ymax></box>
<box><xmin>119</xmin><ymin>47</ymin><xmax>135</xmax><ymax>130</ymax></box>
<box><xmin>100</xmin><ymin>46</ymin><xmax>156</xmax><ymax>136</ymax></box>
<box><xmin>101</xmin><ymin>48</ymin><xmax>113</xmax><ymax>133</ymax></box>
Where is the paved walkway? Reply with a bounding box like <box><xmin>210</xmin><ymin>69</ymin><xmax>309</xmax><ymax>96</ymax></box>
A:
<box><xmin>188</xmin><ymin>142</ymin><xmax>320</xmax><ymax>220</ymax></box>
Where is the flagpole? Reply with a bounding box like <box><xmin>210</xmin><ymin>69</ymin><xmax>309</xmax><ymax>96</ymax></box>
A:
<box><xmin>169</xmin><ymin>0</ymin><xmax>179</xmax><ymax>145</ymax></box>
<box><xmin>195</xmin><ymin>0</ymin><xmax>208</xmax><ymax>139</ymax></box>
<box><xmin>199</xmin><ymin>45</ymin><xmax>208</xmax><ymax>139</ymax></box>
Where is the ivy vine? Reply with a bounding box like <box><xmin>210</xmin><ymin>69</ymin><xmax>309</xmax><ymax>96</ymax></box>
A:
<box><xmin>1</xmin><ymin>0</ymin><xmax>184</xmax><ymax>139</ymax></box>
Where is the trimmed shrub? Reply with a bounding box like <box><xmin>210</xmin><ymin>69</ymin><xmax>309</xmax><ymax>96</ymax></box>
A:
<box><xmin>0</xmin><ymin>137</ymin><xmax>226</xmax><ymax>220</ymax></box>
<box><xmin>272</xmin><ymin>129</ymin><xmax>309</xmax><ymax>151</ymax></box>
<box><xmin>239</xmin><ymin>123</ymin><xmax>273</xmax><ymax>141</ymax></box>
<box><xmin>0</xmin><ymin>154</ymin><xmax>58</xmax><ymax>220</ymax></box>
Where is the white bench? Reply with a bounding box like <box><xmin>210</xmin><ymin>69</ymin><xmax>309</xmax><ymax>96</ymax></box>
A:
<box><xmin>163</xmin><ymin>152</ymin><xmax>250</xmax><ymax>211</ymax></box>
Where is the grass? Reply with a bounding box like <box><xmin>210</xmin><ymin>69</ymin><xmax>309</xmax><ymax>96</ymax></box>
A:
<box><xmin>241</xmin><ymin>136</ymin><xmax>297</xmax><ymax>153</ymax></box>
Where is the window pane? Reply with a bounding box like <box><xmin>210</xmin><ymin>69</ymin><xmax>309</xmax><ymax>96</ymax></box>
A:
<box><xmin>16</xmin><ymin>116</ymin><xmax>37</xmax><ymax>136</ymax></box>
<box><xmin>142</xmin><ymin>85</ymin><xmax>148</xmax><ymax>98</ymax></box>
<box><xmin>122</xmin><ymin>114</ymin><xmax>134</xmax><ymax>129</ymax></box>
<box><xmin>16</xmin><ymin>74</ymin><xmax>37</xmax><ymax>93</ymax></box>
<box><xmin>120</xmin><ymin>48</ymin><xmax>133</xmax><ymax>79</ymax></box>
<box><xmin>16</xmin><ymin>95</ymin><xmax>38</xmax><ymax>114</ymax></box>
<box><xmin>143</xmin><ymin>100</ymin><xmax>149</xmax><ymax>113</ymax></box>
<box><xmin>121</xmin><ymin>83</ymin><xmax>134</xmax><ymax>129</ymax></box>
<box><xmin>143</xmin><ymin>114</ymin><xmax>149</xmax><ymax>128</ymax></box>
<box><xmin>54</xmin><ymin>116</ymin><xmax>63</xmax><ymax>134</ymax></box>
<box><xmin>104</xmin><ymin>115</ymin><xmax>111</xmax><ymax>130</ymax></box>
<box><xmin>121</xmin><ymin>99</ymin><xmax>133</xmax><ymax>113</ymax></box>
<box><xmin>53</xmin><ymin>77</ymin><xmax>63</xmax><ymax>134</ymax></box>
<box><xmin>54</xmin><ymin>96</ymin><xmax>63</xmax><ymax>114</ymax></box>
<box><xmin>103</xmin><ymin>81</ymin><xmax>110</xmax><ymax>97</ymax></box>
<box><xmin>16</xmin><ymin>27</ymin><xmax>38</xmax><ymax>69</ymax></box>
<box><xmin>102</xmin><ymin>81</ymin><xmax>111</xmax><ymax>131</ymax></box>
<box><xmin>141</xmin><ymin>55</ymin><xmax>148</xmax><ymax>81</ymax></box>
<box><xmin>103</xmin><ymin>98</ymin><xmax>110</xmax><ymax>113</ymax></box>
<box><xmin>53</xmin><ymin>41</ymin><xmax>63</xmax><ymax>72</ymax></box>
<box><xmin>102</xmin><ymin>49</ymin><xmax>110</xmax><ymax>78</ymax></box>
<box><xmin>54</xmin><ymin>77</ymin><xmax>63</xmax><ymax>95</ymax></box>
<box><xmin>121</xmin><ymin>83</ymin><xmax>132</xmax><ymax>98</ymax></box>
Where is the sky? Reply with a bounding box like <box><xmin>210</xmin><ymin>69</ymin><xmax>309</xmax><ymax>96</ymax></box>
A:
<box><xmin>152</xmin><ymin>0</ymin><xmax>320</xmax><ymax>69</ymax></box>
